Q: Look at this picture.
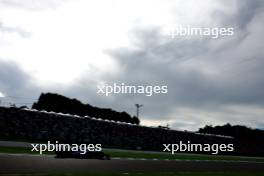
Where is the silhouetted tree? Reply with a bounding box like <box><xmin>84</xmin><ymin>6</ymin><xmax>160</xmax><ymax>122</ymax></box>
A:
<box><xmin>198</xmin><ymin>123</ymin><xmax>264</xmax><ymax>139</ymax></box>
<box><xmin>32</xmin><ymin>93</ymin><xmax>140</xmax><ymax>124</ymax></box>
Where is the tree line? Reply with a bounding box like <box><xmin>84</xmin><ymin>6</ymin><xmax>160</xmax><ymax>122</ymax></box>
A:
<box><xmin>199</xmin><ymin>123</ymin><xmax>264</xmax><ymax>140</ymax></box>
<box><xmin>32</xmin><ymin>93</ymin><xmax>140</xmax><ymax>124</ymax></box>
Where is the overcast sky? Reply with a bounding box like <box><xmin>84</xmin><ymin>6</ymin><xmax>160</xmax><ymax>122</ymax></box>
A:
<box><xmin>0</xmin><ymin>0</ymin><xmax>264</xmax><ymax>131</ymax></box>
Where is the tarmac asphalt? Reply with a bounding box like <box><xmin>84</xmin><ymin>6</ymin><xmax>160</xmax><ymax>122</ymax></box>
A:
<box><xmin>1</xmin><ymin>154</ymin><xmax>264</xmax><ymax>173</ymax></box>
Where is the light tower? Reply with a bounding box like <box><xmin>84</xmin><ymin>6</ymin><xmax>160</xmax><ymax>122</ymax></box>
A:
<box><xmin>135</xmin><ymin>104</ymin><xmax>143</xmax><ymax>118</ymax></box>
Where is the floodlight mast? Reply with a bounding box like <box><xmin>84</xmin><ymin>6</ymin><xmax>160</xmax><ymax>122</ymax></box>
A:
<box><xmin>135</xmin><ymin>104</ymin><xmax>143</xmax><ymax>118</ymax></box>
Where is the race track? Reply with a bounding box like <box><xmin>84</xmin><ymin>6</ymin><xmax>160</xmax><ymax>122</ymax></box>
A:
<box><xmin>1</xmin><ymin>154</ymin><xmax>264</xmax><ymax>173</ymax></box>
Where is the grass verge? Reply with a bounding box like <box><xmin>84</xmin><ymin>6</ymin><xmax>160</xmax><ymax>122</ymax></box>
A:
<box><xmin>103</xmin><ymin>150</ymin><xmax>264</xmax><ymax>162</ymax></box>
<box><xmin>0</xmin><ymin>146</ymin><xmax>264</xmax><ymax>163</ymax></box>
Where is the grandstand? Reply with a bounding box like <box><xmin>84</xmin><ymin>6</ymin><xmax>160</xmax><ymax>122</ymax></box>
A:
<box><xmin>0</xmin><ymin>106</ymin><xmax>263</xmax><ymax>156</ymax></box>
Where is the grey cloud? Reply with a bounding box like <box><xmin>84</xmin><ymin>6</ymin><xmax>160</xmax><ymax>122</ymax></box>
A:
<box><xmin>0</xmin><ymin>0</ymin><xmax>67</xmax><ymax>10</ymax></box>
<box><xmin>232</xmin><ymin>0</ymin><xmax>264</xmax><ymax>28</ymax></box>
<box><xmin>213</xmin><ymin>0</ymin><xmax>264</xmax><ymax>29</ymax></box>
<box><xmin>1</xmin><ymin>0</ymin><xmax>263</xmax><ymax>131</ymax></box>
<box><xmin>0</xmin><ymin>22</ymin><xmax>31</xmax><ymax>38</ymax></box>
<box><xmin>0</xmin><ymin>60</ymin><xmax>40</xmax><ymax>106</ymax></box>
<box><xmin>96</xmin><ymin>0</ymin><xmax>264</xmax><ymax>129</ymax></box>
